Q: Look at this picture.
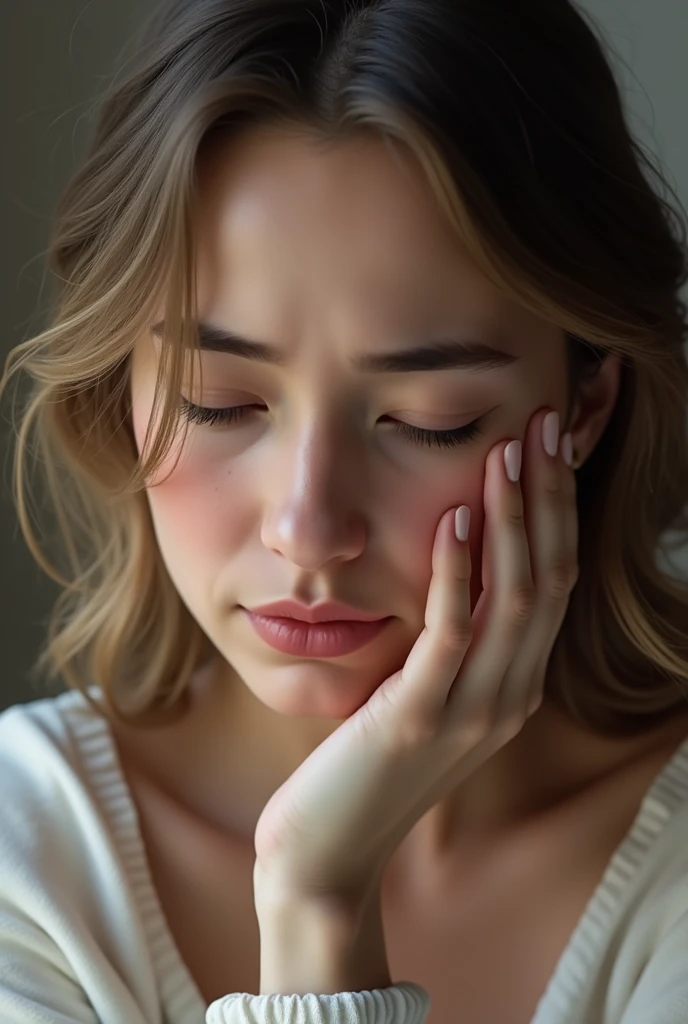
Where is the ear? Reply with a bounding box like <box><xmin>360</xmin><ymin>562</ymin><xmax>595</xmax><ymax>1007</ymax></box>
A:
<box><xmin>567</xmin><ymin>353</ymin><xmax>622</xmax><ymax>467</ymax></box>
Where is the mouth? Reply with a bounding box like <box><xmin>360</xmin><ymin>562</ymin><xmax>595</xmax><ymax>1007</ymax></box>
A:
<box><xmin>241</xmin><ymin>609</ymin><xmax>393</xmax><ymax>658</ymax></box>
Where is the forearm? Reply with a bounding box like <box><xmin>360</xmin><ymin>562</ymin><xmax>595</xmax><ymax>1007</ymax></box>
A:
<box><xmin>255</xmin><ymin>882</ymin><xmax>393</xmax><ymax>996</ymax></box>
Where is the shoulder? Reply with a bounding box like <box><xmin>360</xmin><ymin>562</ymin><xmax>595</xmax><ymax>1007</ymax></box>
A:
<box><xmin>0</xmin><ymin>689</ymin><xmax>126</xmax><ymax>906</ymax></box>
<box><xmin>612</xmin><ymin>731</ymin><xmax>688</xmax><ymax>956</ymax></box>
<box><xmin>0</xmin><ymin>691</ymin><xmax>170</xmax><ymax>1023</ymax></box>
<box><xmin>0</xmin><ymin>693</ymin><xmax>81</xmax><ymax>847</ymax></box>
<box><xmin>0</xmin><ymin>690</ymin><xmax>97</xmax><ymax>826</ymax></box>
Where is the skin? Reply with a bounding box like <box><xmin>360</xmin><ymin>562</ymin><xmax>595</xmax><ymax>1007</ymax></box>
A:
<box><xmin>127</xmin><ymin>125</ymin><xmax>681</xmax><ymax>877</ymax></box>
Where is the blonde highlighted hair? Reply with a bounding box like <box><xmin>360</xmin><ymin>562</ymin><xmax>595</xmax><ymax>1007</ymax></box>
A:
<box><xmin>2</xmin><ymin>0</ymin><xmax>688</xmax><ymax>733</ymax></box>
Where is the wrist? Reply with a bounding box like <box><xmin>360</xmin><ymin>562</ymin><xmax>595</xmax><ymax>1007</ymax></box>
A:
<box><xmin>254</xmin><ymin>871</ymin><xmax>392</xmax><ymax>996</ymax></box>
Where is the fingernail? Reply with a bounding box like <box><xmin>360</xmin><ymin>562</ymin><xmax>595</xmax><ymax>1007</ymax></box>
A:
<box><xmin>504</xmin><ymin>440</ymin><xmax>522</xmax><ymax>483</ymax></box>
<box><xmin>455</xmin><ymin>505</ymin><xmax>470</xmax><ymax>542</ymax></box>
<box><xmin>542</xmin><ymin>411</ymin><xmax>559</xmax><ymax>458</ymax></box>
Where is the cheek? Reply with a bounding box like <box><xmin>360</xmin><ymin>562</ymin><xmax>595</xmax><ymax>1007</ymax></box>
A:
<box><xmin>388</xmin><ymin>467</ymin><xmax>486</xmax><ymax>609</ymax></box>
<box><xmin>132</xmin><ymin>411</ymin><xmax>249</xmax><ymax>596</ymax></box>
<box><xmin>143</xmin><ymin>463</ymin><xmax>250</xmax><ymax>631</ymax></box>
<box><xmin>148</xmin><ymin>457</ymin><xmax>247</xmax><ymax>552</ymax></box>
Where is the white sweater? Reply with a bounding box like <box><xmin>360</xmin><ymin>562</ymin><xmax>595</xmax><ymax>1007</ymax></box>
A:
<box><xmin>1</xmin><ymin>688</ymin><xmax>687</xmax><ymax>1024</ymax></box>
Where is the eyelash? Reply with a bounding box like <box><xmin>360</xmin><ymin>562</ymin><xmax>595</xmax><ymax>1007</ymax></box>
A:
<box><xmin>178</xmin><ymin>397</ymin><xmax>483</xmax><ymax>451</ymax></box>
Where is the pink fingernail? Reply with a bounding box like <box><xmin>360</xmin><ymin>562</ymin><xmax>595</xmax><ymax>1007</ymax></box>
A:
<box><xmin>455</xmin><ymin>505</ymin><xmax>470</xmax><ymax>542</ymax></box>
<box><xmin>504</xmin><ymin>440</ymin><xmax>522</xmax><ymax>483</ymax></box>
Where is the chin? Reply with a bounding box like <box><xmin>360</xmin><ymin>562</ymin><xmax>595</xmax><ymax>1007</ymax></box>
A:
<box><xmin>239</xmin><ymin>658</ymin><xmax>392</xmax><ymax>720</ymax></box>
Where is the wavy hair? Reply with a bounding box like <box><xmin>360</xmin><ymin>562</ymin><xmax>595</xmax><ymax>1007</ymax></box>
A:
<box><xmin>2</xmin><ymin>0</ymin><xmax>688</xmax><ymax>734</ymax></box>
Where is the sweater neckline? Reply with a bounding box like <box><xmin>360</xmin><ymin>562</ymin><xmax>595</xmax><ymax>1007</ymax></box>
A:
<box><xmin>60</xmin><ymin>686</ymin><xmax>688</xmax><ymax>1023</ymax></box>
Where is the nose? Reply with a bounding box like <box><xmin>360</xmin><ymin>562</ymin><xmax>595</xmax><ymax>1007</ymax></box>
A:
<box><xmin>260</xmin><ymin>416</ymin><xmax>368</xmax><ymax>571</ymax></box>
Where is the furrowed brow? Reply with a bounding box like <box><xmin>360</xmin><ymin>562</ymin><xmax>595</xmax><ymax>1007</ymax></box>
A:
<box><xmin>151</xmin><ymin>321</ymin><xmax>519</xmax><ymax>374</ymax></box>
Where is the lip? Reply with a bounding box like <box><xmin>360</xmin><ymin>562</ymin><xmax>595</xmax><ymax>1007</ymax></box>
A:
<box><xmin>245</xmin><ymin>599</ymin><xmax>386</xmax><ymax>624</ymax></box>
<box><xmin>242</xmin><ymin>610</ymin><xmax>392</xmax><ymax>658</ymax></box>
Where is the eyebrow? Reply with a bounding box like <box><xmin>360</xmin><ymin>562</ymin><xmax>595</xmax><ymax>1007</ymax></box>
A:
<box><xmin>150</xmin><ymin>320</ymin><xmax>519</xmax><ymax>374</ymax></box>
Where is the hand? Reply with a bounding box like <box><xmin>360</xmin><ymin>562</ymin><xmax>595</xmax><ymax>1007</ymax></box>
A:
<box><xmin>253</xmin><ymin>407</ymin><xmax>579</xmax><ymax>919</ymax></box>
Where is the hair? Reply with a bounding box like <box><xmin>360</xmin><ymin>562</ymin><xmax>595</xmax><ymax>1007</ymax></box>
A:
<box><xmin>2</xmin><ymin>0</ymin><xmax>688</xmax><ymax>735</ymax></box>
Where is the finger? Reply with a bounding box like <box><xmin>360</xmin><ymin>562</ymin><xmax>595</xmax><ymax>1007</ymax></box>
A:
<box><xmin>498</xmin><ymin>413</ymin><xmax>576</xmax><ymax>721</ymax></box>
<box><xmin>395</xmin><ymin>505</ymin><xmax>473</xmax><ymax>723</ymax></box>
<box><xmin>528</xmin><ymin>430</ymin><xmax>580</xmax><ymax>711</ymax></box>
<box><xmin>533</xmin><ymin>430</ymin><xmax>579</xmax><ymax>702</ymax></box>
<box><xmin>561</xmin><ymin>434</ymin><xmax>580</xmax><ymax>589</ymax></box>
<box><xmin>446</xmin><ymin>438</ymin><xmax>534</xmax><ymax>717</ymax></box>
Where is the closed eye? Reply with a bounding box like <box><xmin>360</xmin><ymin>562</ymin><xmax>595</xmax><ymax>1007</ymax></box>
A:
<box><xmin>178</xmin><ymin>397</ymin><xmax>484</xmax><ymax>450</ymax></box>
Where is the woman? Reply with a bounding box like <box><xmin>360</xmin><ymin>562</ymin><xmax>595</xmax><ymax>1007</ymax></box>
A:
<box><xmin>1</xmin><ymin>0</ymin><xmax>688</xmax><ymax>1021</ymax></box>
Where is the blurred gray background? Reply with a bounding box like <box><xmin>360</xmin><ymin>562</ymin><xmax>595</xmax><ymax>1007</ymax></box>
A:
<box><xmin>2</xmin><ymin>1</ymin><xmax>687</xmax><ymax>712</ymax></box>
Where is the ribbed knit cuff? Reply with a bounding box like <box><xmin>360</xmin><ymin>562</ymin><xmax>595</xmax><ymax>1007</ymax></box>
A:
<box><xmin>206</xmin><ymin>981</ymin><xmax>431</xmax><ymax>1023</ymax></box>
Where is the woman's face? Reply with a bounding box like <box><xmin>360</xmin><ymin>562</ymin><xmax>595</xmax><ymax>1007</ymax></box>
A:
<box><xmin>129</xmin><ymin>127</ymin><xmax>571</xmax><ymax>722</ymax></box>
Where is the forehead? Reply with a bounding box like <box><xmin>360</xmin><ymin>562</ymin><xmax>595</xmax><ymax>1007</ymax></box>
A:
<box><xmin>195</xmin><ymin>127</ymin><xmax>481</xmax><ymax>298</ymax></box>
<box><xmin>195</xmin><ymin>126</ymin><xmax>451</xmax><ymax>256</ymax></box>
<box><xmin>189</xmin><ymin>126</ymin><xmax>560</xmax><ymax>360</ymax></box>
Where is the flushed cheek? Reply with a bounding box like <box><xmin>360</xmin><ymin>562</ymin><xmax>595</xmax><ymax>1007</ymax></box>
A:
<box><xmin>131</xmin><ymin>399</ymin><xmax>244</xmax><ymax>546</ymax></box>
<box><xmin>391</xmin><ymin>474</ymin><xmax>486</xmax><ymax>618</ymax></box>
<box><xmin>144</xmin><ymin>453</ymin><xmax>250</xmax><ymax>611</ymax></box>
